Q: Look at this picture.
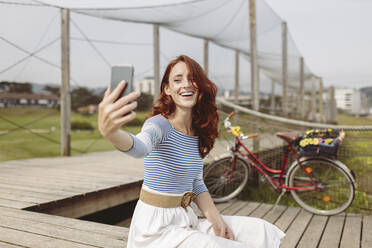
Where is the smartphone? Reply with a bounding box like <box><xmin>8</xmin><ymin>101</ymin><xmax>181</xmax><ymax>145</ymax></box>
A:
<box><xmin>110</xmin><ymin>64</ymin><xmax>134</xmax><ymax>101</ymax></box>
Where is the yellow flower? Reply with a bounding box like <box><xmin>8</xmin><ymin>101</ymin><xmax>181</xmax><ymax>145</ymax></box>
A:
<box><xmin>232</xmin><ymin>126</ymin><xmax>242</xmax><ymax>136</ymax></box>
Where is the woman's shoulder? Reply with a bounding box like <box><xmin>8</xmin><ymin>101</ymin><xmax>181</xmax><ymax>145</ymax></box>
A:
<box><xmin>144</xmin><ymin>114</ymin><xmax>172</xmax><ymax>132</ymax></box>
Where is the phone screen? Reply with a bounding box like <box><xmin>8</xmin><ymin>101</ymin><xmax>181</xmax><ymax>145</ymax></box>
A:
<box><xmin>110</xmin><ymin>65</ymin><xmax>134</xmax><ymax>101</ymax></box>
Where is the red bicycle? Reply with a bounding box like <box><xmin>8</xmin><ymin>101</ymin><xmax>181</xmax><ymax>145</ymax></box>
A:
<box><xmin>204</xmin><ymin>112</ymin><xmax>356</xmax><ymax>215</ymax></box>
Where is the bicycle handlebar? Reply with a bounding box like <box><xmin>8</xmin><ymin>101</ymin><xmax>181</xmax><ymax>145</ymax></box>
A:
<box><xmin>223</xmin><ymin>114</ymin><xmax>259</xmax><ymax>140</ymax></box>
<box><xmin>247</xmin><ymin>133</ymin><xmax>259</xmax><ymax>138</ymax></box>
<box><xmin>227</xmin><ymin>112</ymin><xmax>235</xmax><ymax>119</ymax></box>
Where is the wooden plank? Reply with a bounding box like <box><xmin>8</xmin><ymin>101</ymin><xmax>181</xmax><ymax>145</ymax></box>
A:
<box><xmin>0</xmin><ymin>176</ymin><xmax>88</xmax><ymax>194</ymax></box>
<box><xmin>280</xmin><ymin>209</ymin><xmax>313</xmax><ymax>248</ymax></box>
<box><xmin>274</xmin><ymin>207</ymin><xmax>300</xmax><ymax>232</ymax></box>
<box><xmin>0</xmin><ymin>198</ymin><xmax>34</xmax><ymax>209</ymax></box>
<box><xmin>362</xmin><ymin>215</ymin><xmax>372</xmax><ymax>248</ymax></box>
<box><xmin>221</xmin><ymin>201</ymin><xmax>248</xmax><ymax>215</ymax></box>
<box><xmin>0</xmin><ymin>215</ymin><xmax>125</xmax><ymax>248</ymax></box>
<box><xmin>0</xmin><ymin>166</ymin><xmax>139</xmax><ymax>183</ymax></box>
<box><xmin>0</xmin><ymin>174</ymin><xmax>111</xmax><ymax>191</ymax></box>
<box><xmin>263</xmin><ymin>205</ymin><xmax>287</xmax><ymax>224</ymax></box>
<box><xmin>0</xmin><ymin>186</ymin><xmax>64</xmax><ymax>201</ymax></box>
<box><xmin>234</xmin><ymin>202</ymin><xmax>261</xmax><ymax>216</ymax></box>
<box><xmin>340</xmin><ymin>213</ymin><xmax>362</xmax><ymax>248</ymax></box>
<box><xmin>248</xmin><ymin>203</ymin><xmax>273</xmax><ymax>218</ymax></box>
<box><xmin>297</xmin><ymin>214</ymin><xmax>328</xmax><ymax>248</ymax></box>
<box><xmin>215</xmin><ymin>199</ymin><xmax>237</xmax><ymax>212</ymax></box>
<box><xmin>0</xmin><ymin>226</ymin><xmax>96</xmax><ymax>248</ymax></box>
<box><xmin>0</xmin><ymin>175</ymin><xmax>141</xmax><ymax>197</ymax></box>
<box><xmin>318</xmin><ymin>213</ymin><xmax>345</xmax><ymax>248</ymax></box>
<box><xmin>0</xmin><ymin>206</ymin><xmax>127</xmax><ymax>238</ymax></box>
<box><xmin>0</xmin><ymin>183</ymin><xmax>74</xmax><ymax>197</ymax></box>
<box><xmin>0</xmin><ymin>241</ymin><xmax>25</xmax><ymax>247</ymax></box>
<box><xmin>0</xmin><ymin>190</ymin><xmax>52</xmax><ymax>204</ymax></box>
<box><xmin>24</xmin><ymin>181</ymin><xmax>142</xmax><ymax>218</ymax></box>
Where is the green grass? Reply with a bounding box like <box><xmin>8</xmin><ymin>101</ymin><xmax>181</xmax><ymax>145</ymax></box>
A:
<box><xmin>0</xmin><ymin>107</ymin><xmax>149</xmax><ymax>161</ymax></box>
<box><xmin>231</xmin><ymin>112</ymin><xmax>372</xmax><ymax>214</ymax></box>
<box><xmin>338</xmin><ymin>113</ymin><xmax>372</xmax><ymax>126</ymax></box>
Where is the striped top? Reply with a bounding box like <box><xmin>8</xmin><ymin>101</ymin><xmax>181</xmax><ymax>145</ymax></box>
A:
<box><xmin>120</xmin><ymin>114</ymin><xmax>208</xmax><ymax>196</ymax></box>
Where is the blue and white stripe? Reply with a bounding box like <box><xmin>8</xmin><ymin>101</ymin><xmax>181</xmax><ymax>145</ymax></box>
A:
<box><xmin>120</xmin><ymin>115</ymin><xmax>208</xmax><ymax>196</ymax></box>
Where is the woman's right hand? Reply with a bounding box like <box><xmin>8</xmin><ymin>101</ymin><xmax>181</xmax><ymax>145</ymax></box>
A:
<box><xmin>98</xmin><ymin>81</ymin><xmax>140</xmax><ymax>139</ymax></box>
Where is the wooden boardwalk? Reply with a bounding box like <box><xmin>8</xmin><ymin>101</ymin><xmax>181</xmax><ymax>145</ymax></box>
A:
<box><xmin>0</xmin><ymin>205</ymin><xmax>128</xmax><ymax>248</ymax></box>
<box><xmin>0</xmin><ymin>151</ymin><xmax>371</xmax><ymax>247</ymax></box>
<box><xmin>1</xmin><ymin>199</ymin><xmax>371</xmax><ymax>247</ymax></box>
<box><xmin>215</xmin><ymin>200</ymin><xmax>372</xmax><ymax>248</ymax></box>
<box><xmin>0</xmin><ymin>151</ymin><xmax>144</xmax><ymax>217</ymax></box>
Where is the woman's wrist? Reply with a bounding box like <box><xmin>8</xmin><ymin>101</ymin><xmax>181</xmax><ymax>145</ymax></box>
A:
<box><xmin>207</xmin><ymin>212</ymin><xmax>224</xmax><ymax>224</ymax></box>
<box><xmin>106</xmin><ymin>129</ymin><xmax>134</xmax><ymax>151</ymax></box>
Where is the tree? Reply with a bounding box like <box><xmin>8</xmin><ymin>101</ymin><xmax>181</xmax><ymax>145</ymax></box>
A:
<box><xmin>137</xmin><ymin>92</ymin><xmax>154</xmax><ymax>111</ymax></box>
<box><xmin>0</xmin><ymin>81</ymin><xmax>32</xmax><ymax>93</ymax></box>
<box><xmin>71</xmin><ymin>87</ymin><xmax>101</xmax><ymax>111</ymax></box>
<box><xmin>43</xmin><ymin>85</ymin><xmax>60</xmax><ymax>97</ymax></box>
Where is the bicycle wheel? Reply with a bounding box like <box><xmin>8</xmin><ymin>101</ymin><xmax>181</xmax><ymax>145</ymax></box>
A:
<box><xmin>287</xmin><ymin>158</ymin><xmax>355</xmax><ymax>215</ymax></box>
<box><xmin>203</xmin><ymin>156</ymin><xmax>249</xmax><ymax>202</ymax></box>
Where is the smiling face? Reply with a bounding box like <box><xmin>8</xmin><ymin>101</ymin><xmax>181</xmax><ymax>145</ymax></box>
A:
<box><xmin>164</xmin><ymin>61</ymin><xmax>198</xmax><ymax>110</ymax></box>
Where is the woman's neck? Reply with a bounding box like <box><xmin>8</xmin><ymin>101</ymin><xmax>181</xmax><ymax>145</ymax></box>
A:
<box><xmin>168</xmin><ymin>107</ymin><xmax>193</xmax><ymax>136</ymax></box>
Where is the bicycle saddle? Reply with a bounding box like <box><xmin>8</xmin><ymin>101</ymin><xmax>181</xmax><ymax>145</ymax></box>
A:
<box><xmin>276</xmin><ymin>131</ymin><xmax>301</xmax><ymax>143</ymax></box>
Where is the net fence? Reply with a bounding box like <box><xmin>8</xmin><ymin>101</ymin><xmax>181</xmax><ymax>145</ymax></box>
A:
<box><xmin>210</xmin><ymin>99</ymin><xmax>372</xmax><ymax>214</ymax></box>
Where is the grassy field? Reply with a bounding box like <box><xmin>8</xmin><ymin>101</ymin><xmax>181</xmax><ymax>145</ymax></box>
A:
<box><xmin>0</xmin><ymin>107</ymin><xmax>149</xmax><ymax>161</ymax></box>
<box><xmin>236</xmin><ymin>113</ymin><xmax>372</xmax><ymax>214</ymax></box>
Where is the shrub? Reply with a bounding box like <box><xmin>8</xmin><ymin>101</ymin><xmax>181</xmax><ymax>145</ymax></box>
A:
<box><xmin>71</xmin><ymin>120</ymin><xmax>94</xmax><ymax>131</ymax></box>
<box><xmin>125</xmin><ymin>115</ymin><xmax>146</xmax><ymax>126</ymax></box>
<box><xmin>137</xmin><ymin>93</ymin><xmax>154</xmax><ymax>111</ymax></box>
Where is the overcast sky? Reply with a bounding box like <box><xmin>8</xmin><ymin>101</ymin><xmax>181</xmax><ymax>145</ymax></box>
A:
<box><xmin>0</xmin><ymin>0</ymin><xmax>371</xmax><ymax>92</ymax></box>
<box><xmin>265</xmin><ymin>0</ymin><xmax>372</xmax><ymax>89</ymax></box>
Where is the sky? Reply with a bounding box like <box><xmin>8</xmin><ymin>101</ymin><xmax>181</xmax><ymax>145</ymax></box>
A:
<box><xmin>0</xmin><ymin>0</ymin><xmax>371</xmax><ymax>93</ymax></box>
<box><xmin>265</xmin><ymin>0</ymin><xmax>372</xmax><ymax>89</ymax></box>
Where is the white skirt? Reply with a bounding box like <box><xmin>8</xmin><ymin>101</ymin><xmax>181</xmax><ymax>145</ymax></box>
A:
<box><xmin>127</xmin><ymin>185</ymin><xmax>285</xmax><ymax>248</ymax></box>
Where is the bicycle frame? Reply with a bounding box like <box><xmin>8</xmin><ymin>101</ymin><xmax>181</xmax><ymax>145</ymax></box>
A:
<box><xmin>232</xmin><ymin>136</ymin><xmax>318</xmax><ymax>191</ymax></box>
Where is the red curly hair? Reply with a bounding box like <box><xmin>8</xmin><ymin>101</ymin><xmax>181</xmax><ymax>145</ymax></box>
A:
<box><xmin>150</xmin><ymin>55</ymin><xmax>219</xmax><ymax>158</ymax></box>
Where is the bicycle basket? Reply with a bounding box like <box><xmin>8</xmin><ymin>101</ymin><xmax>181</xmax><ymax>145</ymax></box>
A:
<box><xmin>299</xmin><ymin>129</ymin><xmax>345</xmax><ymax>158</ymax></box>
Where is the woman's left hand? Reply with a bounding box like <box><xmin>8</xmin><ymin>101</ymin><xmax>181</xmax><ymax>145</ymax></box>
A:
<box><xmin>211</xmin><ymin>218</ymin><xmax>234</xmax><ymax>240</ymax></box>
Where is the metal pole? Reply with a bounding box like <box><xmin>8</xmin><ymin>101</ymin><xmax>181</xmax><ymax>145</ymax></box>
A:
<box><xmin>282</xmin><ymin>22</ymin><xmax>288</xmax><ymax>117</ymax></box>
<box><xmin>234</xmin><ymin>50</ymin><xmax>240</xmax><ymax>104</ymax></box>
<box><xmin>311</xmin><ymin>76</ymin><xmax>316</xmax><ymax>121</ymax></box>
<box><xmin>270</xmin><ymin>80</ymin><xmax>275</xmax><ymax>114</ymax></box>
<box><xmin>299</xmin><ymin>57</ymin><xmax>305</xmax><ymax>120</ymax></box>
<box><xmin>153</xmin><ymin>24</ymin><xmax>160</xmax><ymax>100</ymax></box>
<box><xmin>319</xmin><ymin>77</ymin><xmax>324</xmax><ymax>123</ymax></box>
<box><xmin>61</xmin><ymin>8</ymin><xmax>70</xmax><ymax>156</ymax></box>
<box><xmin>204</xmin><ymin>38</ymin><xmax>209</xmax><ymax>77</ymax></box>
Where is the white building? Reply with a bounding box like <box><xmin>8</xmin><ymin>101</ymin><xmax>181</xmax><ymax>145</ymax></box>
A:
<box><xmin>135</xmin><ymin>77</ymin><xmax>155</xmax><ymax>95</ymax></box>
<box><xmin>335</xmin><ymin>88</ymin><xmax>355</xmax><ymax>111</ymax></box>
<box><xmin>335</xmin><ymin>88</ymin><xmax>362</xmax><ymax>114</ymax></box>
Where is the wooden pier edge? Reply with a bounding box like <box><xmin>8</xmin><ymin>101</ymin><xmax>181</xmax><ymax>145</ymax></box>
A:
<box><xmin>23</xmin><ymin>180</ymin><xmax>143</xmax><ymax>218</ymax></box>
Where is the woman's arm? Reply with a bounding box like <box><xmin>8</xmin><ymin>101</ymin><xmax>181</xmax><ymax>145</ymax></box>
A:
<box><xmin>194</xmin><ymin>192</ymin><xmax>234</xmax><ymax>240</ymax></box>
<box><xmin>99</xmin><ymin>83</ymin><xmax>168</xmax><ymax>158</ymax></box>
<box><xmin>194</xmin><ymin>191</ymin><xmax>222</xmax><ymax>224</ymax></box>
<box><xmin>193</xmin><ymin>171</ymin><xmax>234</xmax><ymax>240</ymax></box>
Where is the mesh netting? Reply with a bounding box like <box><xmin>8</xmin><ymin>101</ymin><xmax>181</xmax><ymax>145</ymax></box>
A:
<box><xmin>211</xmin><ymin>99</ymin><xmax>372</xmax><ymax>213</ymax></box>
<box><xmin>33</xmin><ymin>0</ymin><xmax>314</xmax><ymax>90</ymax></box>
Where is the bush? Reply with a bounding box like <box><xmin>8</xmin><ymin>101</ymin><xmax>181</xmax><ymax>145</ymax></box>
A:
<box><xmin>137</xmin><ymin>93</ymin><xmax>154</xmax><ymax>111</ymax></box>
<box><xmin>125</xmin><ymin>115</ymin><xmax>146</xmax><ymax>126</ymax></box>
<box><xmin>71</xmin><ymin>120</ymin><xmax>94</xmax><ymax>131</ymax></box>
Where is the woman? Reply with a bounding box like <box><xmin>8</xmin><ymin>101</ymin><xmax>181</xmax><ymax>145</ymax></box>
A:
<box><xmin>98</xmin><ymin>55</ymin><xmax>285</xmax><ymax>248</ymax></box>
